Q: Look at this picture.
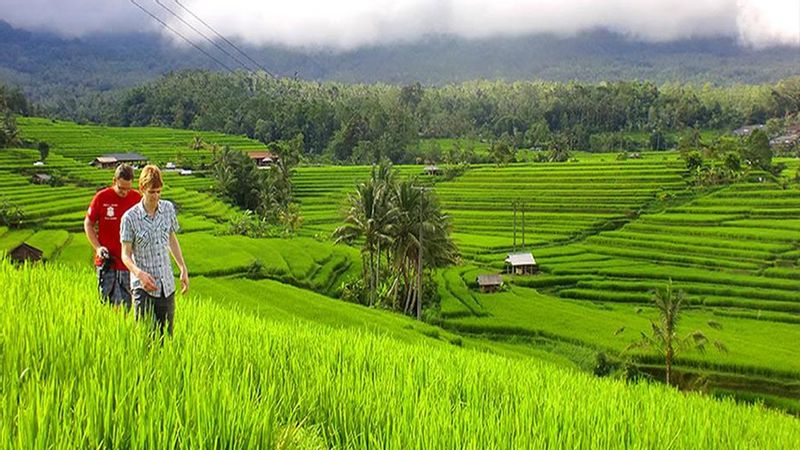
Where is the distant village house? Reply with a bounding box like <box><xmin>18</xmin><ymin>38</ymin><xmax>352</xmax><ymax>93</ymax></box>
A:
<box><xmin>31</xmin><ymin>173</ymin><xmax>52</xmax><ymax>185</ymax></box>
<box><xmin>732</xmin><ymin>124</ymin><xmax>765</xmax><ymax>137</ymax></box>
<box><xmin>247</xmin><ymin>151</ymin><xmax>279</xmax><ymax>167</ymax></box>
<box><xmin>505</xmin><ymin>252</ymin><xmax>538</xmax><ymax>275</ymax></box>
<box><xmin>91</xmin><ymin>153</ymin><xmax>148</xmax><ymax>169</ymax></box>
<box><xmin>423</xmin><ymin>165</ymin><xmax>442</xmax><ymax>176</ymax></box>
<box><xmin>476</xmin><ymin>274</ymin><xmax>503</xmax><ymax>293</ymax></box>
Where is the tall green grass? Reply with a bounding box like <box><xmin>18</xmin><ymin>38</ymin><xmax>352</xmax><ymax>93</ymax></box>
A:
<box><xmin>3</xmin><ymin>261</ymin><xmax>799</xmax><ymax>448</ymax></box>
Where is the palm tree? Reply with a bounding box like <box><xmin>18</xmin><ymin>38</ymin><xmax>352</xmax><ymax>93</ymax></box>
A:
<box><xmin>333</xmin><ymin>177</ymin><xmax>395</xmax><ymax>306</ymax></box>
<box><xmin>190</xmin><ymin>136</ymin><xmax>205</xmax><ymax>150</ymax></box>
<box><xmin>628</xmin><ymin>280</ymin><xmax>726</xmax><ymax>385</ymax></box>
<box><xmin>389</xmin><ymin>180</ymin><xmax>458</xmax><ymax>316</ymax></box>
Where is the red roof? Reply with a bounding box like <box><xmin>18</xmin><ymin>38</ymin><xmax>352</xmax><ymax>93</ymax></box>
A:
<box><xmin>247</xmin><ymin>151</ymin><xmax>278</xmax><ymax>160</ymax></box>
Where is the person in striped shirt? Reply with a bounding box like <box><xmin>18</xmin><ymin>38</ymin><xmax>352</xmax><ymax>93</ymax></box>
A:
<box><xmin>121</xmin><ymin>165</ymin><xmax>188</xmax><ymax>336</ymax></box>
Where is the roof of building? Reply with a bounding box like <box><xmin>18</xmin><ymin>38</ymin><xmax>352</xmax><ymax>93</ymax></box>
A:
<box><xmin>505</xmin><ymin>252</ymin><xmax>537</xmax><ymax>266</ymax></box>
<box><xmin>10</xmin><ymin>243</ymin><xmax>44</xmax><ymax>260</ymax></box>
<box><xmin>476</xmin><ymin>274</ymin><xmax>503</xmax><ymax>286</ymax></box>
<box><xmin>95</xmin><ymin>153</ymin><xmax>148</xmax><ymax>162</ymax></box>
<box><xmin>247</xmin><ymin>151</ymin><xmax>278</xmax><ymax>160</ymax></box>
<box><xmin>732</xmin><ymin>124</ymin><xmax>765</xmax><ymax>136</ymax></box>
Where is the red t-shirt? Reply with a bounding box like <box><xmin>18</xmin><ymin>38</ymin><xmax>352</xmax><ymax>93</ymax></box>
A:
<box><xmin>86</xmin><ymin>187</ymin><xmax>142</xmax><ymax>270</ymax></box>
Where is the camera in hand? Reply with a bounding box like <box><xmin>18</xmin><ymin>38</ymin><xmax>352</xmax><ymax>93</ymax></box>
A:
<box><xmin>100</xmin><ymin>249</ymin><xmax>114</xmax><ymax>271</ymax></box>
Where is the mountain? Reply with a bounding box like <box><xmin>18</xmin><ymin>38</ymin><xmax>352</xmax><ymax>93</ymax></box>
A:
<box><xmin>1</xmin><ymin>20</ymin><xmax>798</xmax><ymax>105</ymax></box>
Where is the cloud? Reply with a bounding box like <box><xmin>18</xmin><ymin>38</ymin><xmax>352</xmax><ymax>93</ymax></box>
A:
<box><xmin>2</xmin><ymin>0</ymin><xmax>797</xmax><ymax>49</ymax></box>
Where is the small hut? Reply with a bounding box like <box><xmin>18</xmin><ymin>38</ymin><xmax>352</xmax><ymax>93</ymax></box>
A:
<box><xmin>505</xmin><ymin>252</ymin><xmax>538</xmax><ymax>275</ymax></box>
<box><xmin>732</xmin><ymin>124</ymin><xmax>765</xmax><ymax>137</ymax></box>
<box><xmin>91</xmin><ymin>153</ymin><xmax>148</xmax><ymax>169</ymax></box>
<box><xmin>423</xmin><ymin>165</ymin><xmax>441</xmax><ymax>176</ymax></box>
<box><xmin>9</xmin><ymin>243</ymin><xmax>44</xmax><ymax>264</ymax></box>
<box><xmin>476</xmin><ymin>274</ymin><xmax>503</xmax><ymax>293</ymax></box>
<box><xmin>247</xmin><ymin>151</ymin><xmax>280</xmax><ymax>167</ymax></box>
<box><xmin>31</xmin><ymin>173</ymin><xmax>52</xmax><ymax>185</ymax></box>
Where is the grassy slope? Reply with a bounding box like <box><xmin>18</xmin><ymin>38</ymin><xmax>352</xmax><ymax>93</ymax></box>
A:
<box><xmin>3</xmin><ymin>261</ymin><xmax>799</xmax><ymax>448</ymax></box>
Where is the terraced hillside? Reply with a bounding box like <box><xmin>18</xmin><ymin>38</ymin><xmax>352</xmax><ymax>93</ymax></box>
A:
<box><xmin>5</xmin><ymin>117</ymin><xmax>799</xmax><ymax>414</ymax></box>
<box><xmin>434</xmin><ymin>157</ymin><xmax>686</xmax><ymax>259</ymax></box>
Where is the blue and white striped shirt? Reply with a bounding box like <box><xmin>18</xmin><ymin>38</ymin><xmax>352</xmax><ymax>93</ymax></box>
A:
<box><xmin>120</xmin><ymin>200</ymin><xmax>181</xmax><ymax>297</ymax></box>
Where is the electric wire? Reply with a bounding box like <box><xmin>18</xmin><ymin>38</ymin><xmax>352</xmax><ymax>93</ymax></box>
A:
<box><xmin>129</xmin><ymin>0</ymin><xmax>237</xmax><ymax>73</ymax></box>
<box><xmin>153</xmin><ymin>0</ymin><xmax>256</xmax><ymax>73</ymax></box>
<box><xmin>172</xmin><ymin>0</ymin><xmax>276</xmax><ymax>78</ymax></box>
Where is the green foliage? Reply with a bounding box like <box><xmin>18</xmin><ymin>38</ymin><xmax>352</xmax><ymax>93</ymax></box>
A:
<box><xmin>743</xmin><ymin>129</ymin><xmax>773</xmax><ymax>171</ymax></box>
<box><xmin>489</xmin><ymin>135</ymin><xmax>515</xmax><ymax>165</ymax></box>
<box><xmin>224</xmin><ymin>210</ymin><xmax>275</xmax><ymax>238</ymax></box>
<box><xmin>0</xmin><ymin>198</ymin><xmax>24</xmax><ymax>228</ymax></box>
<box><xmin>627</xmin><ymin>281</ymin><xmax>727</xmax><ymax>386</ymax></box>
<box><xmin>334</xmin><ymin>162</ymin><xmax>457</xmax><ymax>315</ymax></box>
<box><xmin>212</xmin><ymin>146</ymin><xmax>268</xmax><ymax>213</ymax></box>
<box><xmin>37</xmin><ymin>141</ymin><xmax>49</xmax><ymax>162</ymax></box>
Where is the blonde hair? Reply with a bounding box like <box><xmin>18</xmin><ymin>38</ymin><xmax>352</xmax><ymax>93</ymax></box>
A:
<box><xmin>139</xmin><ymin>165</ymin><xmax>163</xmax><ymax>190</ymax></box>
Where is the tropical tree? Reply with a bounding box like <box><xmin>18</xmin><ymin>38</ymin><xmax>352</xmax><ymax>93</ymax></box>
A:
<box><xmin>335</xmin><ymin>163</ymin><xmax>458</xmax><ymax>315</ymax></box>
<box><xmin>628</xmin><ymin>281</ymin><xmax>726</xmax><ymax>385</ymax></box>
<box><xmin>742</xmin><ymin>129</ymin><xmax>772</xmax><ymax>170</ymax></box>
<box><xmin>190</xmin><ymin>135</ymin><xmax>205</xmax><ymax>150</ymax></box>
<box><xmin>333</xmin><ymin>170</ymin><xmax>396</xmax><ymax>306</ymax></box>
<box><xmin>37</xmin><ymin>142</ymin><xmax>49</xmax><ymax>162</ymax></box>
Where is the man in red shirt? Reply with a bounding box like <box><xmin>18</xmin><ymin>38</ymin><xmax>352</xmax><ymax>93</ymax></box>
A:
<box><xmin>84</xmin><ymin>164</ymin><xmax>142</xmax><ymax>307</ymax></box>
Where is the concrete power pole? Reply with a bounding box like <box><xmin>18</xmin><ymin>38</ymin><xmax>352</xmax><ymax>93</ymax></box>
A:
<box><xmin>417</xmin><ymin>187</ymin><xmax>425</xmax><ymax>320</ymax></box>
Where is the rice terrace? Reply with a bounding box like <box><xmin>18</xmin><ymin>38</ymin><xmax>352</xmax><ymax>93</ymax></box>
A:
<box><xmin>2</xmin><ymin>0</ymin><xmax>800</xmax><ymax>448</ymax></box>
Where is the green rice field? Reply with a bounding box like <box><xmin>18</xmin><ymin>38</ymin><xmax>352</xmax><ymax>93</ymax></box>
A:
<box><xmin>3</xmin><ymin>117</ymin><xmax>799</xmax><ymax>437</ymax></box>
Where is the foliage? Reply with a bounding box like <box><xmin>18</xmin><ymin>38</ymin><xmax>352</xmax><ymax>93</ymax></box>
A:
<box><xmin>37</xmin><ymin>141</ymin><xmax>49</xmax><ymax>162</ymax></box>
<box><xmin>40</xmin><ymin>71</ymin><xmax>800</xmax><ymax>162</ymax></box>
<box><xmin>489</xmin><ymin>135</ymin><xmax>515</xmax><ymax>165</ymax></box>
<box><xmin>0</xmin><ymin>198</ymin><xmax>25</xmax><ymax>227</ymax></box>
<box><xmin>212</xmin><ymin>146</ymin><xmax>268</xmax><ymax>213</ymax></box>
<box><xmin>742</xmin><ymin>129</ymin><xmax>772</xmax><ymax>171</ymax></box>
<box><xmin>627</xmin><ymin>281</ymin><xmax>727</xmax><ymax>386</ymax></box>
<box><xmin>224</xmin><ymin>210</ymin><xmax>275</xmax><ymax>238</ymax></box>
<box><xmin>334</xmin><ymin>162</ymin><xmax>457</xmax><ymax>315</ymax></box>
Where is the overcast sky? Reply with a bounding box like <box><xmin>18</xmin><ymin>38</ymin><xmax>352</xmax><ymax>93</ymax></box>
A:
<box><xmin>2</xmin><ymin>0</ymin><xmax>798</xmax><ymax>50</ymax></box>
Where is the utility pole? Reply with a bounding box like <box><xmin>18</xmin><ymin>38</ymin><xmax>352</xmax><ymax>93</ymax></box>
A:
<box><xmin>416</xmin><ymin>187</ymin><xmax>425</xmax><ymax>320</ymax></box>
<box><xmin>512</xmin><ymin>200</ymin><xmax>517</xmax><ymax>251</ymax></box>
<box><xmin>522</xmin><ymin>202</ymin><xmax>526</xmax><ymax>248</ymax></box>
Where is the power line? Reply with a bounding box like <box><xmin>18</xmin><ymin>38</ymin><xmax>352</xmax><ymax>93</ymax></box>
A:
<box><xmin>129</xmin><ymin>0</ymin><xmax>236</xmax><ymax>73</ymax></box>
<box><xmin>153</xmin><ymin>0</ymin><xmax>255</xmax><ymax>73</ymax></box>
<box><xmin>172</xmin><ymin>0</ymin><xmax>276</xmax><ymax>78</ymax></box>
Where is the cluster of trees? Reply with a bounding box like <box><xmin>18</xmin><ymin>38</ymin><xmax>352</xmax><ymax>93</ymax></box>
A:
<box><xmin>0</xmin><ymin>83</ymin><xmax>29</xmax><ymax>148</ymax></box>
<box><xmin>212</xmin><ymin>134</ymin><xmax>303</xmax><ymax>235</ymax></box>
<box><xmin>48</xmin><ymin>72</ymin><xmax>800</xmax><ymax>164</ymax></box>
<box><xmin>334</xmin><ymin>163</ymin><xmax>458</xmax><ymax>317</ymax></box>
<box><xmin>679</xmin><ymin>128</ymin><xmax>781</xmax><ymax>186</ymax></box>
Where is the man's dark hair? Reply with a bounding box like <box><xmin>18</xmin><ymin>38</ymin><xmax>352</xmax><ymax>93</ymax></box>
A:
<box><xmin>114</xmin><ymin>164</ymin><xmax>134</xmax><ymax>181</ymax></box>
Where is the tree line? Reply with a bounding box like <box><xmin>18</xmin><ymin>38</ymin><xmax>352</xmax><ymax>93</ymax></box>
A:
<box><xmin>36</xmin><ymin>72</ymin><xmax>800</xmax><ymax>164</ymax></box>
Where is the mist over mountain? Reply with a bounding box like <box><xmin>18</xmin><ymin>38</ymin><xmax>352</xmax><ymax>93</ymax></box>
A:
<box><xmin>1</xmin><ymin>19</ymin><xmax>798</xmax><ymax>107</ymax></box>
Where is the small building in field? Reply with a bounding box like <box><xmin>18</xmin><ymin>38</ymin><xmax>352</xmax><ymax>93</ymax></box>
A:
<box><xmin>31</xmin><ymin>173</ymin><xmax>52</xmax><ymax>185</ymax></box>
<box><xmin>91</xmin><ymin>153</ymin><xmax>148</xmax><ymax>169</ymax></box>
<box><xmin>247</xmin><ymin>151</ymin><xmax>280</xmax><ymax>167</ymax></box>
<box><xmin>423</xmin><ymin>165</ymin><xmax>442</xmax><ymax>176</ymax></box>
<box><xmin>476</xmin><ymin>274</ymin><xmax>503</xmax><ymax>293</ymax></box>
<box><xmin>770</xmin><ymin>134</ymin><xmax>800</xmax><ymax>149</ymax></box>
<box><xmin>505</xmin><ymin>252</ymin><xmax>538</xmax><ymax>275</ymax></box>
<box><xmin>732</xmin><ymin>124</ymin><xmax>765</xmax><ymax>137</ymax></box>
<box><xmin>9</xmin><ymin>243</ymin><xmax>44</xmax><ymax>264</ymax></box>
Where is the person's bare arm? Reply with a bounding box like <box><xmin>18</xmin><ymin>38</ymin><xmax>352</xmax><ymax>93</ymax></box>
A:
<box><xmin>168</xmin><ymin>232</ymin><xmax>189</xmax><ymax>294</ymax></box>
<box><xmin>122</xmin><ymin>241</ymin><xmax>157</xmax><ymax>291</ymax></box>
<box><xmin>83</xmin><ymin>216</ymin><xmax>107</xmax><ymax>259</ymax></box>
